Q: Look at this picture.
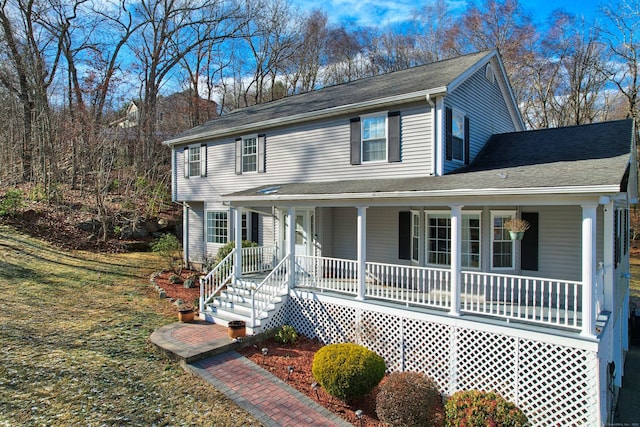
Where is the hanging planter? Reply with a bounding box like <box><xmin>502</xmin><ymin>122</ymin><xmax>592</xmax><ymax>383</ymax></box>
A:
<box><xmin>504</xmin><ymin>218</ymin><xmax>530</xmax><ymax>241</ymax></box>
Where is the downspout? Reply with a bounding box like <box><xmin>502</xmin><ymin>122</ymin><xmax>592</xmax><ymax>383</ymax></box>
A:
<box><xmin>426</xmin><ymin>94</ymin><xmax>436</xmax><ymax>176</ymax></box>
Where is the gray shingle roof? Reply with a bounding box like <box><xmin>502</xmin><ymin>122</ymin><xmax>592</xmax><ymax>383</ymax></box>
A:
<box><xmin>224</xmin><ymin>119</ymin><xmax>634</xmax><ymax>201</ymax></box>
<box><xmin>166</xmin><ymin>50</ymin><xmax>493</xmax><ymax>144</ymax></box>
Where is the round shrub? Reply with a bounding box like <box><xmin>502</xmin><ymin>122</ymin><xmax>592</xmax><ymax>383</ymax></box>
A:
<box><xmin>273</xmin><ymin>325</ymin><xmax>298</xmax><ymax>345</ymax></box>
<box><xmin>376</xmin><ymin>372</ymin><xmax>443</xmax><ymax>427</ymax></box>
<box><xmin>312</xmin><ymin>343</ymin><xmax>385</xmax><ymax>402</ymax></box>
<box><xmin>444</xmin><ymin>390</ymin><xmax>529</xmax><ymax>427</ymax></box>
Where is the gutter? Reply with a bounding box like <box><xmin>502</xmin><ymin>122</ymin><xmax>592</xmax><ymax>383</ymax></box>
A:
<box><xmin>222</xmin><ymin>185</ymin><xmax>622</xmax><ymax>203</ymax></box>
<box><xmin>163</xmin><ymin>87</ymin><xmax>448</xmax><ymax>147</ymax></box>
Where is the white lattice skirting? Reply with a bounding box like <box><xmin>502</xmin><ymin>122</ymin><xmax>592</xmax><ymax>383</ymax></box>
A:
<box><xmin>264</xmin><ymin>290</ymin><xmax>601</xmax><ymax>427</ymax></box>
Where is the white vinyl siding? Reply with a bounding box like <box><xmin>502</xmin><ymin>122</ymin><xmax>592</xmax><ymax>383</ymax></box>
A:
<box><xmin>173</xmin><ymin>104</ymin><xmax>432</xmax><ymax>202</ymax></box>
<box><xmin>444</xmin><ymin>58</ymin><xmax>517</xmax><ymax>173</ymax></box>
<box><xmin>186</xmin><ymin>202</ymin><xmax>205</xmax><ymax>263</ymax></box>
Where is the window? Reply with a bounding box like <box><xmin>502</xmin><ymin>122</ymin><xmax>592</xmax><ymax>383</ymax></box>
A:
<box><xmin>184</xmin><ymin>144</ymin><xmax>206</xmax><ymax>178</ymax></box>
<box><xmin>411</xmin><ymin>212</ymin><xmax>420</xmax><ymax>262</ymax></box>
<box><xmin>426</xmin><ymin>212</ymin><xmax>481</xmax><ymax>268</ymax></box>
<box><xmin>362</xmin><ymin>115</ymin><xmax>387</xmax><ymax>162</ymax></box>
<box><xmin>350</xmin><ymin>112</ymin><xmax>400</xmax><ymax>165</ymax></box>
<box><xmin>491</xmin><ymin>212</ymin><xmax>514</xmax><ymax>269</ymax></box>
<box><xmin>242</xmin><ymin>137</ymin><xmax>257</xmax><ymax>172</ymax></box>
<box><xmin>189</xmin><ymin>145</ymin><xmax>201</xmax><ymax>177</ymax></box>
<box><xmin>445</xmin><ymin>107</ymin><xmax>469</xmax><ymax>164</ymax></box>
<box><xmin>206</xmin><ymin>211</ymin><xmax>228</xmax><ymax>244</ymax></box>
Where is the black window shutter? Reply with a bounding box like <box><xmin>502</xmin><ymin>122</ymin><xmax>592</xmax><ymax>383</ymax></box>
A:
<box><xmin>388</xmin><ymin>111</ymin><xmax>401</xmax><ymax>162</ymax></box>
<box><xmin>257</xmin><ymin>134</ymin><xmax>266</xmax><ymax>173</ymax></box>
<box><xmin>615</xmin><ymin>210</ymin><xmax>620</xmax><ymax>267</ymax></box>
<box><xmin>183</xmin><ymin>147</ymin><xmax>189</xmax><ymax>179</ymax></box>
<box><xmin>521</xmin><ymin>212</ymin><xmax>538</xmax><ymax>271</ymax></box>
<box><xmin>251</xmin><ymin>212</ymin><xmax>260</xmax><ymax>244</ymax></box>
<box><xmin>200</xmin><ymin>144</ymin><xmax>207</xmax><ymax>177</ymax></box>
<box><xmin>350</xmin><ymin>117</ymin><xmax>361</xmax><ymax>165</ymax></box>
<box><xmin>235</xmin><ymin>138</ymin><xmax>242</xmax><ymax>175</ymax></box>
<box><xmin>445</xmin><ymin>107</ymin><xmax>452</xmax><ymax>160</ymax></box>
<box><xmin>398</xmin><ymin>211</ymin><xmax>411</xmax><ymax>260</ymax></box>
<box><xmin>464</xmin><ymin>116</ymin><xmax>470</xmax><ymax>165</ymax></box>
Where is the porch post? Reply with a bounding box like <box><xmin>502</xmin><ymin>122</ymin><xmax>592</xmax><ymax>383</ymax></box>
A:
<box><xmin>287</xmin><ymin>207</ymin><xmax>295</xmax><ymax>289</ymax></box>
<box><xmin>234</xmin><ymin>207</ymin><xmax>243</xmax><ymax>284</ymax></box>
<box><xmin>450</xmin><ymin>205</ymin><xmax>462</xmax><ymax>316</ymax></box>
<box><xmin>581</xmin><ymin>204</ymin><xmax>597</xmax><ymax>338</ymax></box>
<box><xmin>356</xmin><ymin>206</ymin><xmax>367</xmax><ymax>300</ymax></box>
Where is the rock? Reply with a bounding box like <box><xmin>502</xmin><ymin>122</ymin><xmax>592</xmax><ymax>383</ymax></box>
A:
<box><xmin>183</xmin><ymin>278</ymin><xmax>196</xmax><ymax>288</ymax></box>
<box><xmin>144</xmin><ymin>221</ymin><xmax>158</xmax><ymax>233</ymax></box>
<box><xmin>158</xmin><ymin>290</ymin><xmax>167</xmax><ymax>298</ymax></box>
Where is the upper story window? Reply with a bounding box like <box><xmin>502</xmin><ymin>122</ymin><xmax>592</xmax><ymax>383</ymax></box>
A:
<box><xmin>242</xmin><ymin>136</ymin><xmax>257</xmax><ymax>172</ymax></box>
<box><xmin>183</xmin><ymin>144</ymin><xmax>207</xmax><ymax>178</ymax></box>
<box><xmin>236</xmin><ymin>134</ymin><xmax>265</xmax><ymax>175</ymax></box>
<box><xmin>350</xmin><ymin>111</ymin><xmax>401</xmax><ymax>165</ymax></box>
<box><xmin>362</xmin><ymin>115</ymin><xmax>387</xmax><ymax>162</ymax></box>
<box><xmin>446</xmin><ymin>107</ymin><xmax>469</xmax><ymax>164</ymax></box>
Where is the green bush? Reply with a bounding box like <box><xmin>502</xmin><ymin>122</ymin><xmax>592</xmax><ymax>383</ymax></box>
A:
<box><xmin>151</xmin><ymin>234</ymin><xmax>183</xmax><ymax>273</ymax></box>
<box><xmin>0</xmin><ymin>189</ymin><xmax>25</xmax><ymax>217</ymax></box>
<box><xmin>376</xmin><ymin>372</ymin><xmax>443</xmax><ymax>427</ymax></box>
<box><xmin>444</xmin><ymin>390</ymin><xmax>529</xmax><ymax>427</ymax></box>
<box><xmin>312</xmin><ymin>343</ymin><xmax>385</xmax><ymax>402</ymax></box>
<box><xmin>273</xmin><ymin>325</ymin><xmax>298</xmax><ymax>345</ymax></box>
<box><xmin>215</xmin><ymin>240</ymin><xmax>259</xmax><ymax>263</ymax></box>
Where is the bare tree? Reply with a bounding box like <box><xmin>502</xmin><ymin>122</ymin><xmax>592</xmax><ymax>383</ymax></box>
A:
<box><xmin>286</xmin><ymin>9</ymin><xmax>328</xmax><ymax>94</ymax></box>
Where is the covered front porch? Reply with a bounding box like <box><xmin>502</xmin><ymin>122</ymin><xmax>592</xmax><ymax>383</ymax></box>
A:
<box><xmin>201</xmin><ymin>196</ymin><xmax>626</xmax><ymax>339</ymax></box>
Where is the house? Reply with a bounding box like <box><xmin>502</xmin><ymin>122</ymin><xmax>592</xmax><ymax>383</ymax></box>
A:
<box><xmin>162</xmin><ymin>50</ymin><xmax>637</xmax><ymax>426</ymax></box>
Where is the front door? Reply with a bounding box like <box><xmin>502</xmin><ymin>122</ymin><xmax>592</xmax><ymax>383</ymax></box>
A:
<box><xmin>282</xmin><ymin>209</ymin><xmax>314</xmax><ymax>257</ymax></box>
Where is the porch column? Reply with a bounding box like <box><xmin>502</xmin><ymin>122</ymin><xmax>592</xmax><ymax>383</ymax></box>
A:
<box><xmin>581</xmin><ymin>204</ymin><xmax>597</xmax><ymax>338</ymax></box>
<box><xmin>234</xmin><ymin>207</ymin><xmax>243</xmax><ymax>284</ymax></box>
<box><xmin>450</xmin><ymin>205</ymin><xmax>462</xmax><ymax>316</ymax></box>
<box><xmin>287</xmin><ymin>207</ymin><xmax>296</xmax><ymax>289</ymax></box>
<box><xmin>356</xmin><ymin>206</ymin><xmax>367</xmax><ymax>300</ymax></box>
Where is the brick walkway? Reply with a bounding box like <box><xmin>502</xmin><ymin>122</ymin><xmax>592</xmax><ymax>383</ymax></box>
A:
<box><xmin>150</xmin><ymin>321</ymin><xmax>352</xmax><ymax>427</ymax></box>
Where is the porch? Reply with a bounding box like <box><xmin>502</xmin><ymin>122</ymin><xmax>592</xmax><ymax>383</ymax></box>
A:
<box><xmin>199</xmin><ymin>245</ymin><xmax>601</xmax><ymax>336</ymax></box>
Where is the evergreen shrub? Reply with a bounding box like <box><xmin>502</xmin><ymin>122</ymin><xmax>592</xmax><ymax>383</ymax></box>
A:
<box><xmin>311</xmin><ymin>343</ymin><xmax>385</xmax><ymax>402</ymax></box>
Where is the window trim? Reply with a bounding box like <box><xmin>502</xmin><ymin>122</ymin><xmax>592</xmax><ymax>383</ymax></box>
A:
<box><xmin>360</xmin><ymin>112</ymin><xmax>388</xmax><ymax>163</ymax></box>
<box><xmin>451</xmin><ymin>108</ymin><xmax>465</xmax><ymax>162</ymax></box>
<box><xmin>206</xmin><ymin>210</ymin><xmax>229</xmax><ymax>244</ymax></box>
<box><xmin>425</xmin><ymin>210</ymin><xmax>482</xmax><ymax>269</ymax></box>
<box><xmin>490</xmin><ymin>210</ymin><xmax>516</xmax><ymax>271</ymax></box>
<box><xmin>241</xmin><ymin>134</ymin><xmax>258</xmax><ymax>174</ymax></box>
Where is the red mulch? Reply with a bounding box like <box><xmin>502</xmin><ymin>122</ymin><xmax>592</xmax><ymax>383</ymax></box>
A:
<box><xmin>153</xmin><ymin>270</ymin><xmax>201</xmax><ymax>306</ymax></box>
<box><xmin>239</xmin><ymin>337</ymin><xmax>385</xmax><ymax>427</ymax></box>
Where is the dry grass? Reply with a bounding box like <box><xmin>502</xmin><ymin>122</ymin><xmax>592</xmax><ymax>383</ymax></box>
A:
<box><xmin>0</xmin><ymin>226</ymin><xmax>260</xmax><ymax>426</ymax></box>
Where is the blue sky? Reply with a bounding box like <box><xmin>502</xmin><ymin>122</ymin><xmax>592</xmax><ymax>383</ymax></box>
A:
<box><xmin>293</xmin><ymin>0</ymin><xmax>607</xmax><ymax>29</ymax></box>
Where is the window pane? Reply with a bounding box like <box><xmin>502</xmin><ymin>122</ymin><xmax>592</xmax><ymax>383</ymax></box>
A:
<box><xmin>492</xmin><ymin>214</ymin><xmax>513</xmax><ymax>268</ymax></box>
<box><xmin>206</xmin><ymin>211</ymin><xmax>228</xmax><ymax>244</ymax></box>
<box><xmin>242</xmin><ymin>138</ymin><xmax>257</xmax><ymax>172</ymax></box>
<box><xmin>189</xmin><ymin>146</ymin><xmax>201</xmax><ymax>177</ymax></box>
<box><xmin>363</xmin><ymin>139</ymin><xmax>386</xmax><ymax>161</ymax></box>
<box><xmin>426</xmin><ymin>213</ymin><xmax>480</xmax><ymax>268</ymax></box>
<box><xmin>363</xmin><ymin>116</ymin><xmax>386</xmax><ymax>139</ymax></box>
<box><xmin>362</xmin><ymin>116</ymin><xmax>387</xmax><ymax>162</ymax></box>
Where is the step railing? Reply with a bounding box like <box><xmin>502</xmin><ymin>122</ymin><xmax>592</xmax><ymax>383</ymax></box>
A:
<box><xmin>251</xmin><ymin>254</ymin><xmax>290</xmax><ymax>327</ymax></box>
<box><xmin>460</xmin><ymin>271</ymin><xmax>582</xmax><ymax>330</ymax></box>
<box><xmin>199</xmin><ymin>249</ymin><xmax>235</xmax><ymax>310</ymax></box>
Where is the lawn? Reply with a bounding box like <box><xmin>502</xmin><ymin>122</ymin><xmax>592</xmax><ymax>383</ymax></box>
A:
<box><xmin>0</xmin><ymin>226</ymin><xmax>260</xmax><ymax>426</ymax></box>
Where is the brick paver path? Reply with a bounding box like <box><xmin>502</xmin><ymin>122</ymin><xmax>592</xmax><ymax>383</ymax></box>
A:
<box><xmin>188</xmin><ymin>352</ymin><xmax>352</xmax><ymax>427</ymax></box>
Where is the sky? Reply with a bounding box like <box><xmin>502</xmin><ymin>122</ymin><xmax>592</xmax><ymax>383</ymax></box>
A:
<box><xmin>292</xmin><ymin>0</ymin><xmax>608</xmax><ymax>29</ymax></box>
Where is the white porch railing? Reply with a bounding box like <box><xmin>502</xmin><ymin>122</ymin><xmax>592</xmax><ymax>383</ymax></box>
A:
<box><xmin>199</xmin><ymin>250</ymin><xmax>235</xmax><ymax>310</ymax></box>
<box><xmin>242</xmin><ymin>245</ymin><xmax>278</xmax><ymax>274</ymax></box>
<box><xmin>294</xmin><ymin>255</ymin><xmax>359</xmax><ymax>295</ymax></box>
<box><xmin>251</xmin><ymin>255</ymin><xmax>290</xmax><ymax>327</ymax></box>
<box><xmin>460</xmin><ymin>271</ymin><xmax>583</xmax><ymax>330</ymax></box>
<box><xmin>365</xmin><ymin>262</ymin><xmax>452</xmax><ymax>310</ymax></box>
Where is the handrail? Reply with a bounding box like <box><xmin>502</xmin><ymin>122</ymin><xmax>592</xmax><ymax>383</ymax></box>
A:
<box><xmin>199</xmin><ymin>249</ymin><xmax>235</xmax><ymax>310</ymax></box>
<box><xmin>251</xmin><ymin>254</ymin><xmax>290</xmax><ymax>327</ymax></box>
